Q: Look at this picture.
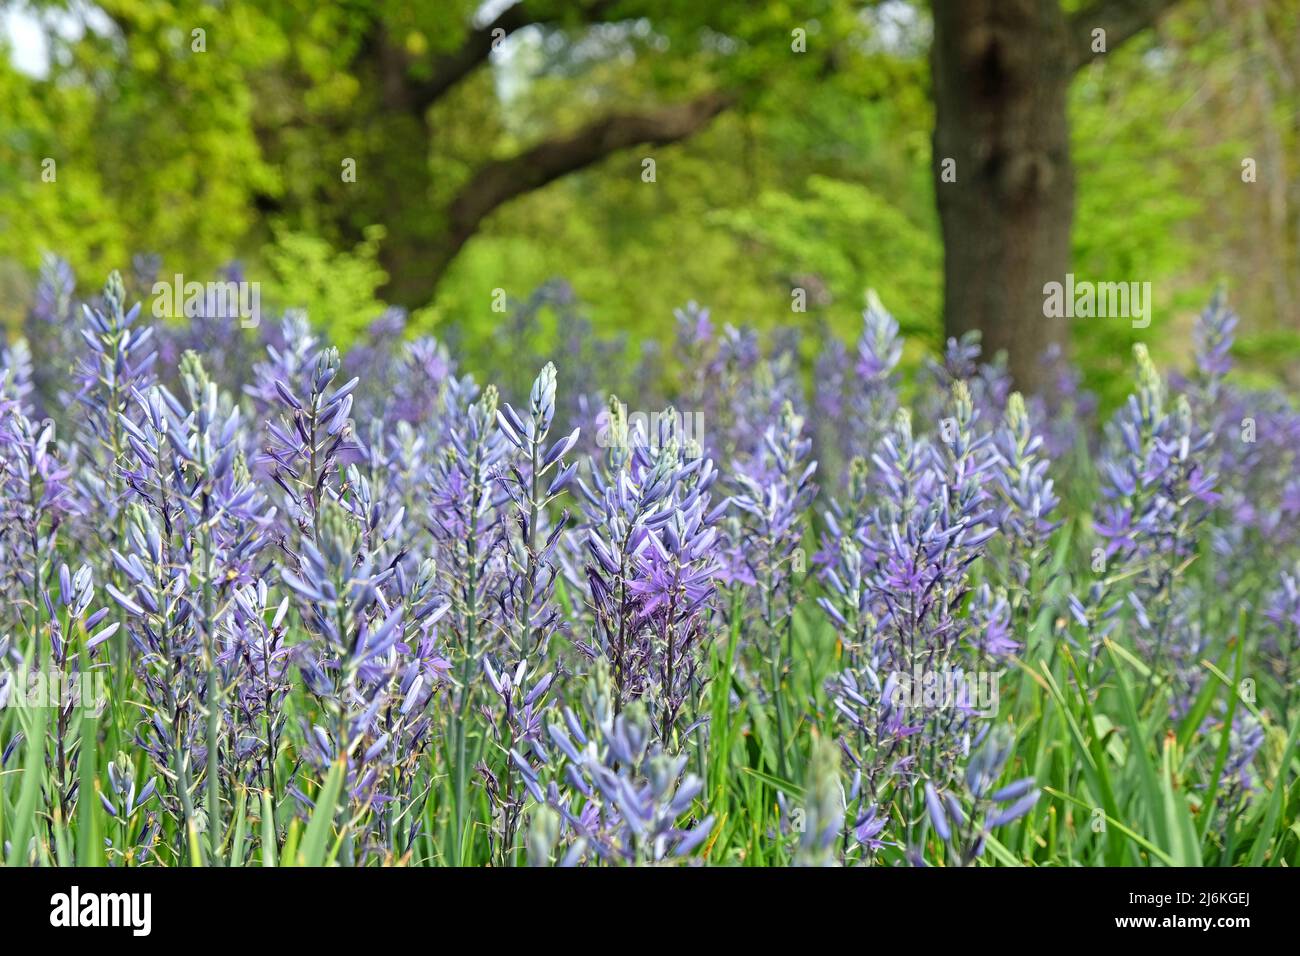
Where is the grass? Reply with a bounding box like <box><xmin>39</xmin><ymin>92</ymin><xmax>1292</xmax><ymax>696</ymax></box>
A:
<box><xmin>3</xmin><ymin>554</ymin><xmax>1294</xmax><ymax>868</ymax></box>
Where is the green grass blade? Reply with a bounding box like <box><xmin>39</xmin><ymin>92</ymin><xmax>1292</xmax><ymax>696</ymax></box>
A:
<box><xmin>299</xmin><ymin>759</ymin><xmax>346</xmax><ymax>867</ymax></box>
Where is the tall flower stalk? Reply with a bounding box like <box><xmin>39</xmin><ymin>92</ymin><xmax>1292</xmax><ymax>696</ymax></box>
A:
<box><xmin>71</xmin><ymin>271</ymin><xmax>157</xmax><ymax>712</ymax></box>
<box><xmin>730</xmin><ymin>401</ymin><xmax>817</xmax><ymax>778</ymax></box>
<box><xmin>430</xmin><ymin>376</ymin><xmax>507</xmax><ymax>862</ymax></box>
<box><xmin>489</xmin><ymin>362</ymin><xmax>578</xmax><ymax>861</ymax></box>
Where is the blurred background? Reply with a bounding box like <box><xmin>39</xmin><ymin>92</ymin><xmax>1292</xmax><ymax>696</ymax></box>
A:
<box><xmin>0</xmin><ymin>0</ymin><xmax>1296</xmax><ymax>406</ymax></box>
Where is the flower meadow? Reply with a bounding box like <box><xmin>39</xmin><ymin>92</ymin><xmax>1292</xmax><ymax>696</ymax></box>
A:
<box><xmin>1</xmin><ymin>258</ymin><xmax>1298</xmax><ymax>868</ymax></box>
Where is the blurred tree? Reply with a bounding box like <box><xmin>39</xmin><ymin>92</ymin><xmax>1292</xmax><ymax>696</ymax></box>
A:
<box><xmin>3</xmin><ymin>0</ymin><xmax>1297</xmax><ymax>400</ymax></box>
<box><xmin>930</xmin><ymin>0</ymin><xmax>1183</xmax><ymax>392</ymax></box>
<box><xmin>245</xmin><ymin>0</ymin><xmax>865</xmax><ymax>307</ymax></box>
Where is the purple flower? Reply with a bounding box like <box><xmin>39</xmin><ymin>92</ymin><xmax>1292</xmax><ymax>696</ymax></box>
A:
<box><xmin>514</xmin><ymin>663</ymin><xmax>711</xmax><ymax>866</ymax></box>
<box><xmin>1080</xmin><ymin>344</ymin><xmax>1218</xmax><ymax>687</ymax></box>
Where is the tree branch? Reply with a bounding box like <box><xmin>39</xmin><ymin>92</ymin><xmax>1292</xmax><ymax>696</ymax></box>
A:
<box><xmin>424</xmin><ymin>90</ymin><xmax>735</xmax><ymax>286</ymax></box>
<box><xmin>409</xmin><ymin>5</ymin><xmax>537</xmax><ymax>109</ymax></box>
<box><xmin>1068</xmin><ymin>0</ymin><xmax>1184</xmax><ymax>72</ymax></box>
<box><xmin>407</xmin><ymin>1</ymin><xmax>617</xmax><ymax>111</ymax></box>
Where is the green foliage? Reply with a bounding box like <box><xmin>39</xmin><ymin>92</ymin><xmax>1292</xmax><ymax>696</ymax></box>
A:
<box><xmin>0</xmin><ymin>0</ymin><xmax>281</xmax><ymax>280</ymax></box>
<box><xmin>716</xmin><ymin>174</ymin><xmax>942</xmax><ymax>343</ymax></box>
<box><xmin>2</xmin><ymin>0</ymin><xmax>1298</xmax><ymax>395</ymax></box>
<box><xmin>260</xmin><ymin>226</ymin><xmax>390</xmax><ymax>347</ymax></box>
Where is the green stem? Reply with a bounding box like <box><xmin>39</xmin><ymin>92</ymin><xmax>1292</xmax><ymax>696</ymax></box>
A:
<box><xmin>452</xmin><ymin>446</ymin><xmax>486</xmax><ymax>865</ymax></box>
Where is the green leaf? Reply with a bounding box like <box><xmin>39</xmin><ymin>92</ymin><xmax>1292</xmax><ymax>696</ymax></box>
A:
<box><xmin>1159</xmin><ymin>734</ymin><xmax>1200</xmax><ymax>867</ymax></box>
<box><xmin>1248</xmin><ymin>708</ymin><xmax>1300</xmax><ymax>866</ymax></box>
<box><xmin>299</xmin><ymin>759</ymin><xmax>346</xmax><ymax>867</ymax></box>
<box><xmin>6</xmin><ymin>705</ymin><xmax>48</xmax><ymax>867</ymax></box>
<box><xmin>261</xmin><ymin>790</ymin><xmax>279</xmax><ymax>867</ymax></box>
<box><xmin>230</xmin><ymin>787</ymin><xmax>249</xmax><ymax>867</ymax></box>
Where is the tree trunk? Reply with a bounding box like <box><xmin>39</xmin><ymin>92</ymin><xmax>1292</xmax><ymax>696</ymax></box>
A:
<box><xmin>931</xmin><ymin>0</ymin><xmax>1075</xmax><ymax>395</ymax></box>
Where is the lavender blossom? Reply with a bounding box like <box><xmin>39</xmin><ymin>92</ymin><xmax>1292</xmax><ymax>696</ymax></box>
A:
<box><xmin>847</xmin><ymin>295</ymin><xmax>903</xmax><ymax>464</ymax></box>
<box><xmin>494</xmin><ymin>362</ymin><xmax>579</xmax><ymax>658</ymax></box>
<box><xmin>920</xmin><ymin>725</ymin><xmax>1038</xmax><ymax>866</ymax></box>
<box><xmin>1083</xmin><ymin>344</ymin><xmax>1218</xmax><ymax>687</ymax></box>
<box><xmin>514</xmin><ymin>662</ymin><xmax>712</xmax><ymax>865</ymax></box>
<box><xmin>1264</xmin><ymin>563</ymin><xmax>1300</xmax><ymax>710</ymax></box>
<box><xmin>260</xmin><ymin>343</ymin><xmax>359</xmax><ymax>546</ymax></box>
<box><xmin>480</xmin><ymin>658</ymin><xmax>555</xmax><ymax>863</ymax></box>
<box><xmin>70</xmin><ymin>270</ymin><xmax>157</xmax><ymax>539</ymax></box>
<box><xmin>112</xmin><ymin>353</ymin><xmax>275</xmax><ymax>857</ymax></box>
<box><xmin>576</xmin><ymin>397</ymin><xmax>723</xmax><ymax>736</ymax></box>
<box><xmin>729</xmin><ymin>401</ymin><xmax>817</xmax><ymax>775</ymax></box>
<box><xmin>280</xmin><ymin>497</ymin><xmax>450</xmax><ymax>858</ymax></box>
<box><xmin>0</xmin><ymin>393</ymin><xmax>77</xmax><ymax>645</ymax></box>
<box><xmin>429</xmin><ymin>375</ymin><xmax>509</xmax><ymax>862</ymax></box>
<box><xmin>989</xmin><ymin>392</ymin><xmax>1060</xmax><ymax>596</ymax></box>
